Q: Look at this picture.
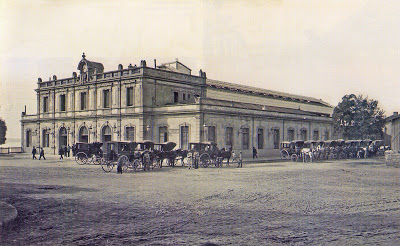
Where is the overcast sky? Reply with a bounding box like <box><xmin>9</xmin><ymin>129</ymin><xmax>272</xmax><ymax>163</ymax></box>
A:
<box><xmin>1</xmin><ymin>0</ymin><xmax>400</xmax><ymax>141</ymax></box>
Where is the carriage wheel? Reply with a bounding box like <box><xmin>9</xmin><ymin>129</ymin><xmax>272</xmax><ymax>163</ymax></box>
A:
<box><xmin>200</xmin><ymin>153</ymin><xmax>211</xmax><ymax>168</ymax></box>
<box><xmin>338</xmin><ymin>152</ymin><xmax>346</xmax><ymax>160</ymax></box>
<box><xmin>290</xmin><ymin>154</ymin><xmax>298</xmax><ymax>162</ymax></box>
<box><xmin>280</xmin><ymin>150</ymin><xmax>290</xmax><ymax>160</ymax></box>
<box><xmin>118</xmin><ymin>155</ymin><xmax>130</xmax><ymax>172</ymax></box>
<box><xmin>75</xmin><ymin>152</ymin><xmax>88</xmax><ymax>165</ymax></box>
<box><xmin>132</xmin><ymin>159</ymin><xmax>141</xmax><ymax>171</ymax></box>
<box><xmin>151</xmin><ymin>158</ymin><xmax>159</xmax><ymax>169</ymax></box>
<box><xmin>101</xmin><ymin>160</ymin><xmax>114</xmax><ymax>173</ymax></box>
<box><xmin>304</xmin><ymin>154</ymin><xmax>311</xmax><ymax>162</ymax></box>
<box><xmin>91</xmin><ymin>155</ymin><xmax>102</xmax><ymax>165</ymax></box>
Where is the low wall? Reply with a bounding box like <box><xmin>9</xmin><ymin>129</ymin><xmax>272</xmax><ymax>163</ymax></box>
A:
<box><xmin>385</xmin><ymin>151</ymin><xmax>400</xmax><ymax>167</ymax></box>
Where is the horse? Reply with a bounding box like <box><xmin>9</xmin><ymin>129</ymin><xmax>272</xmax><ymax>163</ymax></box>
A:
<box><xmin>301</xmin><ymin>148</ymin><xmax>314</xmax><ymax>163</ymax></box>
<box><xmin>217</xmin><ymin>148</ymin><xmax>232</xmax><ymax>166</ymax></box>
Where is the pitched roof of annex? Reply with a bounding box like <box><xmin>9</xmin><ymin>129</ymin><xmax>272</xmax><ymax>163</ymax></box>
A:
<box><xmin>206</xmin><ymin>79</ymin><xmax>332</xmax><ymax>108</ymax></box>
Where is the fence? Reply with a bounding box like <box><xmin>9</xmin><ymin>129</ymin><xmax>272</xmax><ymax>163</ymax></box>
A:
<box><xmin>0</xmin><ymin>147</ymin><xmax>23</xmax><ymax>155</ymax></box>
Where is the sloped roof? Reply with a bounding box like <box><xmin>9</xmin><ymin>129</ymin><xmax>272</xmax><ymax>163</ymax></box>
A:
<box><xmin>206</xmin><ymin>79</ymin><xmax>332</xmax><ymax>108</ymax></box>
<box><xmin>200</xmin><ymin>98</ymin><xmax>330</xmax><ymax>117</ymax></box>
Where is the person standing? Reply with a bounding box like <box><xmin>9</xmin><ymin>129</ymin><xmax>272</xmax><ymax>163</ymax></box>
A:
<box><xmin>32</xmin><ymin>147</ymin><xmax>37</xmax><ymax>159</ymax></box>
<box><xmin>231</xmin><ymin>150</ymin><xmax>236</xmax><ymax>165</ymax></box>
<box><xmin>67</xmin><ymin>145</ymin><xmax>71</xmax><ymax>157</ymax></box>
<box><xmin>238</xmin><ymin>151</ymin><xmax>243</xmax><ymax>168</ymax></box>
<box><xmin>39</xmin><ymin>148</ymin><xmax>46</xmax><ymax>160</ymax></box>
<box><xmin>252</xmin><ymin>147</ymin><xmax>258</xmax><ymax>159</ymax></box>
<box><xmin>59</xmin><ymin>147</ymin><xmax>64</xmax><ymax>159</ymax></box>
<box><xmin>194</xmin><ymin>151</ymin><xmax>199</xmax><ymax>169</ymax></box>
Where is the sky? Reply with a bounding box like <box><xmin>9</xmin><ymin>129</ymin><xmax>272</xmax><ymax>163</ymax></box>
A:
<box><xmin>1</xmin><ymin>0</ymin><xmax>400</xmax><ymax>142</ymax></box>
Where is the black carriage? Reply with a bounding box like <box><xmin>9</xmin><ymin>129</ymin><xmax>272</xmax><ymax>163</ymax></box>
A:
<box><xmin>74</xmin><ymin>142</ymin><xmax>103</xmax><ymax>165</ymax></box>
<box><xmin>153</xmin><ymin>141</ymin><xmax>177</xmax><ymax>167</ymax></box>
<box><xmin>345</xmin><ymin>140</ymin><xmax>357</xmax><ymax>158</ymax></box>
<box><xmin>100</xmin><ymin>141</ymin><xmax>139</xmax><ymax>172</ymax></box>
<box><xmin>335</xmin><ymin>139</ymin><xmax>347</xmax><ymax>159</ymax></box>
<box><xmin>279</xmin><ymin>140</ymin><xmax>304</xmax><ymax>162</ymax></box>
<box><xmin>188</xmin><ymin>142</ymin><xmax>221</xmax><ymax>168</ymax></box>
<box><xmin>133</xmin><ymin>141</ymin><xmax>158</xmax><ymax>171</ymax></box>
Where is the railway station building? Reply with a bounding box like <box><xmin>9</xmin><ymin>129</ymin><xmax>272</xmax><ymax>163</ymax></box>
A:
<box><xmin>21</xmin><ymin>54</ymin><xmax>334</xmax><ymax>157</ymax></box>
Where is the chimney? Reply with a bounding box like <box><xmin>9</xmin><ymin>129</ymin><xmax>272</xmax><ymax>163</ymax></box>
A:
<box><xmin>154</xmin><ymin>59</ymin><xmax>157</xmax><ymax>68</ymax></box>
<box><xmin>394</xmin><ymin>112</ymin><xmax>398</xmax><ymax>116</ymax></box>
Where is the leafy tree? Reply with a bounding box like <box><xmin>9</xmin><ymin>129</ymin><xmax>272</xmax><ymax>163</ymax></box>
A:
<box><xmin>0</xmin><ymin>118</ymin><xmax>6</xmax><ymax>145</ymax></box>
<box><xmin>333</xmin><ymin>94</ymin><xmax>385</xmax><ymax>140</ymax></box>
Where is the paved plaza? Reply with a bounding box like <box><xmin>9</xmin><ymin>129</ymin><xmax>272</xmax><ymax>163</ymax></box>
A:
<box><xmin>1</xmin><ymin>155</ymin><xmax>400</xmax><ymax>245</ymax></box>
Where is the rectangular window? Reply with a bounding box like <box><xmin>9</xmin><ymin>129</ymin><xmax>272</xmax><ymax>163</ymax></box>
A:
<box><xmin>183</xmin><ymin>93</ymin><xmax>186</xmax><ymax>101</ymax></box>
<box><xmin>325</xmin><ymin>131</ymin><xmax>329</xmax><ymax>140</ymax></box>
<box><xmin>301</xmin><ymin>129</ymin><xmax>307</xmax><ymax>141</ymax></box>
<box><xmin>226</xmin><ymin>127</ymin><xmax>233</xmax><ymax>148</ymax></box>
<box><xmin>26</xmin><ymin>130</ymin><xmax>31</xmax><ymax>147</ymax></box>
<box><xmin>207</xmin><ymin>126</ymin><xmax>216</xmax><ymax>142</ymax></box>
<box><xmin>257</xmin><ymin>128</ymin><xmax>264</xmax><ymax>149</ymax></box>
<box><xmin>103</xmin><ymin>89</ymin><xmax>110</xmax><ymax>108</ymax></box>
<box><xmin>159</xmin><ymin>126</ymin><xmax>168</xmax><ymax>143</ymax></box>
<box><xmin>126</xmin><ymin>87</ymin><xmax>133</xmax><ymax>106</ymax></box>
<box><xmin>288</xmin><ymin>129</ymin><xmax>295</xmax><ymax>141</ymax></box>
<box><xmin>273</xmin><ymin>129</ymin><xmax>280</xmax><ymax>149</ymax></box>
<box><xmin>180</xmin><ymin>126</ymin><xmax>189</xmax><ymax>150</ymax></box>
<box><xmin>60</xmin><ymin>94</ymin><xmax>66</xmax><ymax>111</ymax></box>
<box><xmin>43</xmin><ymin>96</ymin><xmax>49</xmax><ymax>113</ymax></box>
<box><xmin>80</xmin><ymin>92</ymin><xmax>87</xmax><ymax>110</ymax></box>
<box><xmin>313</xmin><ymin>130</ymin><xmax>319</xmax><ymax>141</ymax></box>
<box><xmin>125</xmin><ymin>127</ymin><xmax>135</xmax><ymax>141</ymax></box>
<box><xmin>174</xmin><ymin>92</ymin><xmax>179</xmax><ymax>103</ymax></box>
<box><xmin>42</xmin><ymin>129</ymin><xmax>49</xmax><ymax>147</ymax></box>
<box><xmin>242</xmin><ymin>128</ymin><xmax>249</xmax><ymax>149</ymax></box>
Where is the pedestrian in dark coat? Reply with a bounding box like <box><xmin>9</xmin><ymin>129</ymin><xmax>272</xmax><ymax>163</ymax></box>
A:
<box><xmin>252</xmin><ymin>147</ymin><xmax>258</xmax><ymax>159</ymax></box>
<box><xmin>32</xmin><ymin>147</ymin><xmax>37</xmax><ymax>159</ymax></box>
<box><xmin>39</xmin><ymin>148</ymin><xmax>46</xmax><ymax>160</ymax></box>
<box><xmin>59</xmin><ymin>147</ymin><xmax>64</xmax><ymax>159</ymax></box>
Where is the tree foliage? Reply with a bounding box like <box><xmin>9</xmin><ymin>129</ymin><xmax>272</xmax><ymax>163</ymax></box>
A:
<box><xmin>0</xmin><ymin>118</ymin><xmax>6</xmax><ymax>145</ymax></box>
<box><xmin>333</xmin><ymin>94</ymin><xmax>385</xmax><ymax>140</ymax></box>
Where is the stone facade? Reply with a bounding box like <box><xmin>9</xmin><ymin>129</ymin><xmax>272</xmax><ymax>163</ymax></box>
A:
<box><xmin>21</xmin><ymin>54</ymin><xmax>333</xmax><ymax>157</ymax></box>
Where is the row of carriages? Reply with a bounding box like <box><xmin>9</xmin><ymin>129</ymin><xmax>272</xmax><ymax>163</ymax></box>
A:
<box><xmin>73</xmin><ymin>141</ymin><xmax>232</xmax><ymax>172</ymax></box>
<box><xmin>280</xmin><ymin>139</ymin><xmax>388</xmax><ymax>162</ymax></box>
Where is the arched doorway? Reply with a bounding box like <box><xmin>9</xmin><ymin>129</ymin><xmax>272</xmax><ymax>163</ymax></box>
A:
<box><xmin>102</xmin><ymin>125</ymin><xmax>112</xmax><ymax>142</ymax></box>
<box><xmin>59</xmin><ymin>127</ymin><xmax>68</xmax><ymax>148</ymax></box>
<box><xmin>79</xmin><ymin>126</ymin><xmax>89</xmax><ymax>143</ymax></box>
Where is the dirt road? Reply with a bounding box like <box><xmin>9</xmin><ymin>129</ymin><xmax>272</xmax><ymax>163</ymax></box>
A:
<box><xmin>1</xmin><ymin>156</ymin><xmax>400</xmax><ymax>245</ymax></box>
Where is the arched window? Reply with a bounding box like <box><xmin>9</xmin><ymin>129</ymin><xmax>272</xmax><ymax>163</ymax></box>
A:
<box><xmin>102</xmin><ymin>125</ymin><xmax>112</xmax><ymax>142</ymax></box>
<box><xmin>79</xmin><ymin>126</ymin><xmax>89</xmax><ymax>143</ymax></box>
<box><xmin>59</xmin><ymin>127</ymin><xmax>68</xmax><ymax>147</ymax></box>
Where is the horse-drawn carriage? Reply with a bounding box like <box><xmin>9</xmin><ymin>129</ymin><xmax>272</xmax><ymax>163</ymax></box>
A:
<box><xmin>100</xmin><ymin>141</ymin><xmax>138</xmax><ymax>172</ymax></box>
<box><xmin>153</xmin><ymin>141</ymin><xmax>177</xmax><ymax>167</ymax></box>
<box><xmin>279</xmin><ymin>140</ymin><xmax>305</xmax><ymax>162</ymax></box>
<box><xmin>74</xmin><ymin>142</ymin><xmax>103</xmax><ymax>165</ymax></box>
<box><xmin>187</xmin><ymin>142</ymin><xmax>230</xmax><ymax>168</ymax></box>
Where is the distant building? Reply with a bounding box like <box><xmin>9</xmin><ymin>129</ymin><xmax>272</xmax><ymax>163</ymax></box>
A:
<box><xmin>21</xmin><ymin>53</ymin><xmax>333</xmax><ymax>156</ymax></box>
<box><xmin>384</xmin><ymin>112</ymin><xmax>400</xmax><ymax>151</ymax></box>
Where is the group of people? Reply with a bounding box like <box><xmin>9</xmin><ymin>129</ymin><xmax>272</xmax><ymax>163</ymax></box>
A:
<box><xmin>231</xmin><ymin>150</ymin><xmax>243</xmax><ymax>168</ymax></box>
<box><xmin>58</xmin><ymin>145</ymin><xmax>71</xmax><ymax>159</ymax></box>
<box><xmin>31</xmin><ymin>146</ymin><xmax>46</xmax><ymax>160</ymax></box>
